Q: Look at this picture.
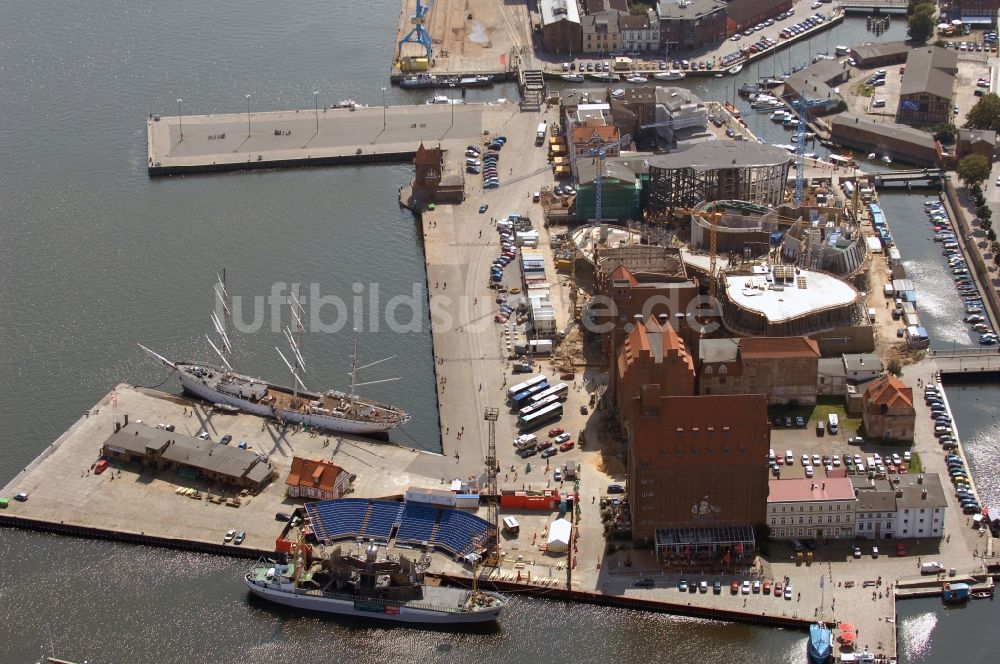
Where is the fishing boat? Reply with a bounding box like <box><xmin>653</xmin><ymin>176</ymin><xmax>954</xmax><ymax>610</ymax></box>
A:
<box><xmin>625</xmin><ymin>74</ymin><xmax>648</xmax><ymax>83</ymax></box>
<box><xmin>758</xmin><ymin>77</ymin><xmax>784</xmax><ymax>89</ymax></box>
<box><xmin>140</xmin><ymin>274</ymin><xmax>409</xmax><ymax>436</ymax></box>
<box><xmin>728</xmin><ymin>64</ymin><xmax>743</xmax><ymax>75</ymax></box>
<box><xmin>245</xmin><ymin>536</ymin><xmax>507</xmax><ymax>625</ymax></box>
<box><xmin>589</xmin><ymin>72</ymin><xmax>618</xmax><ymax>82</ymax></box>
<box><xmin>560</xmin><ymin>73</ymin><xmax>585</xmax><ymax>82</ymax></box>
<box><xmin>808</xmin><ymin>622</ymin><xmax>832</xmax><ymax>664</ymax></box>
<box><xmin>653</xmin><ymin>70</ymin><xmax>685</xmax><ymax>80</ymax></box>
<box><xmin>882</xmin><ymin>155</ymin><xmax>893</xmax><ymax>164</ymax></box>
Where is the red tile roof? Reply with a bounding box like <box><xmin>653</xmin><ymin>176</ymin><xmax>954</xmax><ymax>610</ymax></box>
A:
<box><xmin>767</xmin><ymin>477</ymin><xmax>855</xmax><ymax>503</ymax></box>
<box><xmin>286</xmin><ymin>457</ymin><xmax>345</xmax><ymax>492</ymax></box>
<box><xmin>863</xmin><ymin>374</ymin><xmax>914</xmax><ymax>413</ymax></box>
<box><xmin>739</xmin><ymin>336</ymin><xmax>820</xmax><ymax>359</ymax></box>
<box><xmin>571</xmin><ymin>124</ymin><xmax>619</xmax><ymax>144</ymax></box>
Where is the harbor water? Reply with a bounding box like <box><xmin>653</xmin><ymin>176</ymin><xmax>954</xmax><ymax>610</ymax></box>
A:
<box><xmin>0</xmin><ymin>1</ymin><xmax>996</xmax><ymax>661</ymax></box>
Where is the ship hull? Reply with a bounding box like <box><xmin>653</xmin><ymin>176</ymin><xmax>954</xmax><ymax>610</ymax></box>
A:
<box><xmin>178</xmin><ymin>372</ymin><xmax>402</xmax><ymax>435</ymax></box>
<box><xmin>245</xmin><ymin>577</ymin><xmax>503</xmax><ymax>625</ymax></box>
<box><xmin>808</xmin><ymin>624</ymin><xmax>832</xmax><ymax>664</ymax></box>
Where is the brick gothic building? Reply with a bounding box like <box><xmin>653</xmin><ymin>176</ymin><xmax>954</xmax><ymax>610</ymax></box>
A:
<box><xmin>698</xmin><ymin>336</ymin><xmax>821</xmax><ymax>405</ymax></box>
<box><xmin>627</xmin><ymin>392</ymin><xmax>770</xmax><ymax>548</ymax></box>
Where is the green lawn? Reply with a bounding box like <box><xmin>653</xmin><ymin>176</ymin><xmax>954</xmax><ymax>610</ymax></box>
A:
<box><xmin>908</xmin><ymin>452</ymin><xmax>923</xmax><ymax>473</ymax></box>
<box><xmin>768</xmin><ymin>397</ymin><xmax>862</xmax><ymax>431</ymax></box>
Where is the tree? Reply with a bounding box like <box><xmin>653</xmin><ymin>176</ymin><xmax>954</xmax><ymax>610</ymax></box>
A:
<box><xmin>933</xmin><ymin>123</ymin><xmax>958</xmax><ymax>143</ymax></box>
<box><xmin>907</xmin><ymin>0</ymin><xmax>935</xmax><ymax>14</ymax></box>
<box><xmin>977</xmin><ymin>205</ymin><xmax>992</xmax><ymax>221</ymax></box>
<box><xmin>907</xmin><ymin>3</ymin><xmax>936</xmax><ymax>42</ymax></box>
<box><xmin>959</xmin><ymin>154</ymin><xmax>992</xmax><ymax>185</ymax></box>
<box><xmin>987</xmin><ymin>229</ymin><xmax>997</xmax><ymax>242</ymax></box>
<box><xmin>887</xmin><ymin>357</ymin><xmax>903</xmax><ymax>377</ymax></box>
<box><xmin>966</xmin><ymin>93</ymin><xmax>1000</xmax><ymax>133</ymax></box>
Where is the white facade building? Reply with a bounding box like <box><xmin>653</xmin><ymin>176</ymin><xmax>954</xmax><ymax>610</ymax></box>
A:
<box><xmin>767</xmin><ymin>477</ymin><xmax>856</xmax><ymax>540</ymax></box>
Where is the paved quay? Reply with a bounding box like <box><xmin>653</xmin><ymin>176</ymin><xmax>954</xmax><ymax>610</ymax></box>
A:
<box><xmin>0</xmin><ymin>385</ymin><xmax>443</xmax><ymax>553</ymax></box>
<box><xmin>147</xmin><ymin>104</ymin><xmax>487</xmax><ymax>175</ymax></box>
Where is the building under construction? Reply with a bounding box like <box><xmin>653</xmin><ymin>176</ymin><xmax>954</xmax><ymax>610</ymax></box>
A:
<box><xmin>689</xmin><ymin>200</ymin><xmax>869</xmax><ymax>277</ymax></box>
<box><xmin>718</xmin><ymin>264</ymin><xmax>862</xmax><ymax>337</ymax></box>
<box><xmin>645</xmin><ymin>141</ymin><xmax>792</xmax><ymax>214</ymax></box>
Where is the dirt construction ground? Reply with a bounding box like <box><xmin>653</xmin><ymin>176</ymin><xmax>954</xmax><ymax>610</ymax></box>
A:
<box><xmin>393</xmin><ymin>0</ymin><xmax>533</xmax><ymax>75</ymax></box>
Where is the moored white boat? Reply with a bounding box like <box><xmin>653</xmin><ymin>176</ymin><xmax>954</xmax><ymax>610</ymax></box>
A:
<box><xmin>653</xmin><ymin>70</ymin><xmax>685</xmax><ymax>80</ymax></box>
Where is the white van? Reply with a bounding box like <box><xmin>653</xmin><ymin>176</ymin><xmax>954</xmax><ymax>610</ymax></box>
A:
<box><xmin>828</xmin><ymin>413</ymin><xmax>839</xmax><ymax>433</ymax></box>
<box><xmin>785</xmin><ymin>450</ymin><xmax>794</xmax><ymax>465</ymax></box>
<box><xmin>872</xmin><ymin>98</ymin><xmax>886</xmax><ymax>108</ymax></box>
<box><xmin>920</xmin><ymin>562</ymin><xmax>944</xmax><ymax>575</ymax></box>
<box><xmin>515</xmin><ymin>434</ymin><xmax>537</xmax><ymax>449</ymax></box>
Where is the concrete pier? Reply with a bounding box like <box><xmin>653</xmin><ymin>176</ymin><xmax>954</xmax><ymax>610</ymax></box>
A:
<box><xmin>147</xmin><ymin>103</ymin><xmax>487</xmax><ymax>175</ymax></box>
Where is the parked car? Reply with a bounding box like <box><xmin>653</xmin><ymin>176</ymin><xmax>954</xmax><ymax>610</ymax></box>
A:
<box><xmin>548</xmin><ymin>427</ymin><xmax>565</xmax><ymax>438</ymax></box>
<box><xmin>224</xmin><ymin>529</ymin><xmax>236</xmax><ymax>542</ymax></box>
<box><xmin>94</xmin><ymin>459</ymin><xmax>109</xmax><ymax>474</ymax></box>
<box><xmin>234</xmin><ymin>530</ymin><xmax>246</xmax><ymax>545</ymax></box>
<box><xmin>633</xmin><ymin>578</ymin><xmax>654</xmax><ymax>588</ymax></box>
<box><xmin>607</xmin><ymin>483</ymin><xmax>625</xmax><ymax>494</ymax></box>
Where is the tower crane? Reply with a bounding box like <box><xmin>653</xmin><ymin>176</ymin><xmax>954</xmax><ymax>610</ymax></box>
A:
<box><xmin>398</xmin><ymin>0</ymin><xmax>434</xmax><ymax>62</ymax></box>
<box><xmin>751</xmin><ymin>92</ymin><xmax>831</xmax><ymax>205</ymax></box>
<box><xmin>493</xmin><ymin>133</ymin><xmax>631</xmax><ymax>223</ymax></box>
<box><xmin>482</xmin><ymin>407</ymin><xmax>500</xmax><ymax>566</ymax></box>
<box><xmin>788</xmin><ymin>96</ymin><xmax>830</xmax><ymax>205</ymax></box>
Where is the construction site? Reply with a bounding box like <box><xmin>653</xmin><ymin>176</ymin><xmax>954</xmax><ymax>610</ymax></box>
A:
<box><xmin>391</xmin><ymin>0</ymin><xmax>534</xmax><ymax>78</ymax></box>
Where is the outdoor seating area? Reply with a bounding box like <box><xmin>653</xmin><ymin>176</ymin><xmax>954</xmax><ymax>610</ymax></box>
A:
<box><xmin>303</xmin><ymin>497</ymin><xmax>492</xmax><ymax>556</ymax></box>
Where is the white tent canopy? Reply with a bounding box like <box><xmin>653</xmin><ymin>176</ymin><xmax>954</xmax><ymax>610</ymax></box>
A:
<box><xmin>547</xmin><ymin>518</ymin><xmax>572</xmax><ymax>552</ymax></box>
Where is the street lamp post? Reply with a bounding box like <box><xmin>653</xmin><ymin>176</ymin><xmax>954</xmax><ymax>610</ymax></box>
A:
<box><xmin>245</xmin><ymin>94</ymin><xmax>251</xmax><ymax>138</ymax></box>
<box><xmin>177</xmin><ymin>98</ymin><xmax>183</xmax><ymax>142</ymax></box>
<box><xmin>314</xmin><ymin>91</ymin><xmax>320</xmax><ymax>134</ymax></box>
<box><xmin>381</xmin><ymin>86</ymin><xmax>387</xmax><ymax>130</ymax></box>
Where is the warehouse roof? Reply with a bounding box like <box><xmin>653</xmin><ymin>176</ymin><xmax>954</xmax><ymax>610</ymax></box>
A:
<box><xmin>900</xmin><ymin>47</ymin><xmax>957</xmax><ymax>100</ymax></box>
<box><xmin>646</xmin><ymin>140</ymin><xmax>792</xmax><ymax>171</ymax></box>
<box><xmin>830</xmin><ymin>114</ymin><xmax>939</xmax><ymax>150</ymax></box>
<box><xmin>849</xmin><ymin>41</ymin><xmax>910</xmax><ymax>63</ymax></box>
<box><xmin>656</xmin><ymin>0</ymin><xmax>726</xmax><ymax>19</ymax></box>
<box><xmin>540</xmin><ymin>0</ymin><xmax>581</xmax><ymax>26</ymax></box>
<box><xmin>103</xmin><ymin>424</ymin><xmax>267</xmax><ymax>482</ymax></box>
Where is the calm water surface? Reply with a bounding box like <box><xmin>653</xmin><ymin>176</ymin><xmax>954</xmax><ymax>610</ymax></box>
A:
<box><xmin>0</xmin><ymin>2</ymin><xmax>996</xmax><ymax>660</ymax></box>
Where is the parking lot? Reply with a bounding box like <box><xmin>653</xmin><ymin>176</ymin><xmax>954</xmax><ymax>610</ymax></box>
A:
<box><xmin>843</xmin><ymin>48</ymin><xmax>993</xmax><ymax>128</ymax></box>
<box><xmin>765</xmin><ymin>399</ymin><xmax>920</xmax><ymax>483</ymax></box>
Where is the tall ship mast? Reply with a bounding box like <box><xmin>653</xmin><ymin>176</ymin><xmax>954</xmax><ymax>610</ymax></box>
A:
<box><xmin>245</xmin><ymin>531</ymin><xmax>507</xmax><ymax>625</ymax></box>
<box><xmin>139</xmin><ymin>274</ymin><xmax>410</xmax><ymax>436</ymax></box>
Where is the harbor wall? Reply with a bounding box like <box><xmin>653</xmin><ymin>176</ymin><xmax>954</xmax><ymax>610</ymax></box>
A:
<box><xmin>0</xmin><ymin>513</ymin><xmax>270</xmax><ymax>559</ymax></box>
<box><xmin>149</xmin><ymin>149</ymin><xmax>416</xmax><ymax>177</ymax></box>
<box><xmin>429</xmin><ymin>572</ymin><xmax>813</xmax><ymax>629</ymax></box>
